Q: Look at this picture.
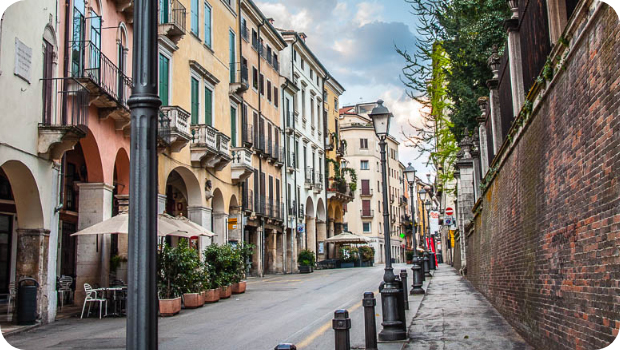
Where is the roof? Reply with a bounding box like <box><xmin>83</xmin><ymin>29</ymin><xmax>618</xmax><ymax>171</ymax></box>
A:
<box><xmin>243</xmin><ymin>0</ymin><xmax>287</xmax><ymax>49</ymax></box>
<box><xmin>279</xmin><ymin>31</ymin><xmax>329</xmax><ymax>76</ymax></box>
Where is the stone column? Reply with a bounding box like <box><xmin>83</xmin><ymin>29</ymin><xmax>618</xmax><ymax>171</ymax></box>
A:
<box><xmin>487</xmin><ymin>45</ymin><xmax>503</xmax><ymax>155</ymax></box>
<box><xmin>75</xmin><ymin>183</ymin><xmax>114</xmax><ymax>305</ymax></box>
<box><xmin>504</xmin><ymin>13</ymin><xmax>524</xmax><ymax>115</ymax></box>
<box><xmin>188</xmin><ymin>206</ymin><xmax>212</xmax><ymax>253</ymax></box>
<box><xmin>305</xmin><ymin>216</ymin><xmax>316</xmax><ymax>254</ymax></box>
<box><xmin>454</xmin><ymin>135</ymin><xmax>476</xmax><ymax>270</ymax></box>
<box><xmin>279</xmin><ymin>230</ymin><xmax>286</xmax><ymax>273</ymax></box>
<box><xmin>46</xmin><ymin>163</ymin><xmax>61</xmax><ymax>322</ymax></box>
<box><xmin>212</xmin><ymin>212</ymin><xmax>229</xmax><ymax>245</ymax></box>
<box><xmin>327</xmin><ymin>219</ymin><xmax>335</xmax><ymax>259</ymax></box>
<box><xmin>477</xmin><ymin>97</ymin><xmax>490</xmax><ymax>176</ymax></box>
<box><xmin>14</xmin><ymin>228</ymin><xmax>50</xmax><ymax>323</ymax></box>
<box><xmin>316</xmin><ymin>219</ymin><xmax>327</xmax><ymax>261</ymax></box>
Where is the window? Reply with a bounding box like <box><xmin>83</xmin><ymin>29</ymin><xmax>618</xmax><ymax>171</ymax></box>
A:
<box><xmin>252</xmin><ymin>67</ymin><xmax>258</xmax><ymax>90</ymax></box>
<box><xmin>293</xmin><ymin>49</ymin><xmax>297</xmax><ymax>61</ymax></box>
<box><xmin>191</xmin><ymin>0</ymin><xmax>199</xmax><ymax>35</ymax></box>
<box><xmin>361</xmin><ymin>160</ymin><xmax>369</xmax><ymax>170</ymax></box>
<box><xmin>267</xmin><ymin>81</ymin><xmax>272</xmax><ymax>102</ymax></box>
<box><xmin>72</xmin><ymin>0</ymin><xmax>86</xmax><ymax>76</ymax></box>
<box><xmin>301</xmin><ymin>90</ymin><xmax>306</xmax><ymax>119</ymax></box>
<box><xmin>42</xmin><ymin>40</ymin><xmax>54</xmax><ymax>124</ymax></box>
<box><xmin>229</xmin><ymin>30</ymin><xmax>236</xmax><ymax>82</ymax></box>
<box><xmin>334</xmin><ymin>97</ymin><xmax>338</xmax><ymax>111</ymax></box>
<box><xmin>231</xmin><ymin>106</ymin><xmax>237</xmax><ymax>147</ymax></box>
<box><xmin>159</xmin><ymin>54</ymin><xmax>170</xmax><ymax>106</ymax></box>
<box><xmin>361</xmin><ymin>180</ymin><xmax>370</xmax><ymax>195</ymax></box>
<box><xmin>310</xmin><ymin>70</ymin><xmax>313</xmax><ymax>80</ymax></box>
<box><xmin>363</xmin><ymin>222</ymin><xmax>371</xmax><ymax>233</ymax></box>
<box><xmin>204</xmin><ymin>2</ymin><xmax>212</xmax><ymax>47</ymax></box>
<box><xmin>260</xmin><ymin>74</ymin><xmax>264</xmax><ymax>95</ymax></box>
<box><xmin>343</xmin><ymin>223</ymin><xmax>349</xmax><ymax>231</ymax></box>
<box><xmin>362</xmin><ymin>200</ymin><xmax>371</xmax><ymax>216</ymax></box>
<box><xmin>296</xmin><ymin>141</ymin><xmax>300</xmax><ymax>169</ymax></box>
<box><xmin>204</xmin><ymin>86</ymin><xmax>213</xmax><ymax>125</ymax></box>
<box><xmin>274</xmin><ymin>87</ymin><xmax>279</xmax><ymax>107</ymax></box>
<box><xmin>360</xmin><ymin>138</ymin><xmax>368</xmax><ymax>149</ymax></box>
<box><xmin>190</xmin><ymin>77</ymin><xmax>200</xmax><ymax>124</ymax></box>
<box><xmin>301</xmin><ymin>59</ymin><xmax>304</xmax><ymax>70</ymax></box>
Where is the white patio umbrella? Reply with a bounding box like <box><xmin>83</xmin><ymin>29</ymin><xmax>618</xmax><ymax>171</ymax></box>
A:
<box><xmin>325</xmin><ymin>231</ymin><xmax>371</xmax><ymax>244</ymax></box>
<box><xmin>171</xmin><ymin>215</ymin><xmax>215</xmax><ymax>237</ymax></box>
<box><xmin>70</xmin><ymin>213</ymin><xmax>188</xmax><ymax>237</ymax></box>
<box><xmin>158</xmin><ymin>214</ymin><xmax>214</xmax><ymax>238</ymax></box>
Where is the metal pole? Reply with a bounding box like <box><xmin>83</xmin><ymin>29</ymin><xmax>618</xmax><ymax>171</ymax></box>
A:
<box><xmin>378</xmin><ymin>138</ymin><xmax>406</xmax><ymax>341</ymax></box>
<box><xmin>400</xmin><ymin>270</ymin><xmax>409</xmax><ymax>310</ymax></box>
<box><xmin>127</xmin><ymin>0</ymin><xmax>161</xmax><ymax>349</ymax></box>
<box><xmin>333</xmin><ymin>309</ymin><xmax>351</xmax><ymax>350</ymax></box>
<box><xmin>363</xmin><ymin>292</ymin><xmax>378</xmax><ymax>350</ymax></box>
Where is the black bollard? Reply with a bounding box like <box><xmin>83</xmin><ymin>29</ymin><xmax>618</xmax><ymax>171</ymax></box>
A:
<box><xmin>274</xmin><ymin>344</ymin><xmax>297</xmax><ymax>350</ymax></box>
<box><xmin>423</xmin><ymin>252</ymin><xmax>431</xmax><ymax>277</ymax></box>
<box><xmin>362</xmin><ymin>292</ymin><xmax>378</xmax><ymax>350</ymax></box>
<box><xmin>410</xmin><ymin>257</ymin><xmax>425</xmax><ymax>295</ymax></box>
<box><xmin>430</xmin><ymin>252</ymin><xmax>436</xmax><ymax>270</ymax></box>
<box><xmin>400</xmin><ymin>270</ymin><xmax>409</xmax><ymax>310</ymax></box>
<box><xmin>333</xmin><ymin>309</ymin><xmax>351</xmax><ymax>350</ymax></box>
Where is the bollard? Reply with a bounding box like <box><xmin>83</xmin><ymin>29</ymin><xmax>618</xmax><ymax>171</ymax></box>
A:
<box><xmin>400</xmin><ymin>270</ymin><xmax>409</xmax><ymax>310</ymax></box>
<box><xmin>410</xmin><ymin>257</ymin><xmax>425</xmax><ymax>295</ymax></box>
<box><xmin>430</xmin><ymin>252</ymin><xmax>436</xmax><ymax>270</ymax></box>
<box><xmin>274</xmin><ymin>344</ymin><xmax>297</xmax><ymax>350</ymax></box>
<box><xmin>418</xmin><ymin>256</ymin><xmax>426</xmax><ymax>283</ymax></box>
<box><xmin>423</xmin><ymin>252</ymin><xmax>431</xmax><ymax>277</ymax></box>
<box><xmin>362</xmin><ymin>292</ymin><xmax>378</xmax><ymax>350</ymax></box>
<box><xmin>333</xmin><ymin>309</ymin><xmax>351</xmax><ymax>350</ymax></box>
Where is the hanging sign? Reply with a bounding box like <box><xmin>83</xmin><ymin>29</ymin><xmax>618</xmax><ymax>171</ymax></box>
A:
<box><xmin>430</xmin><ymin>211</ymin><xmax>440</xmax><ymax>235</ymax></box>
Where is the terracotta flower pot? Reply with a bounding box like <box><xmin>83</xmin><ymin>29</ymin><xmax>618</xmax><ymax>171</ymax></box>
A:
<box><xmin>219</xmin><ymin>285</ymin><xmax>232</xmax><ymax>299</ymax></box>
<box><xmin>183</xmin><ymin>293</ymin><xmax>204</xmax><ymax>309</ymax></box>
<box><xmin>159</xmin><ymin>297</ymin><xmax>182</xmax><ymax>317</ymax></box>
<box><xmin>232</xmin><ymin>281</ymin><xmax>247</xmax><ymax>294</ymax></box>
<box><xmin>204</xmin><ymin>288</ymin><xmax>220</xmax><ymax>303</ymax></box>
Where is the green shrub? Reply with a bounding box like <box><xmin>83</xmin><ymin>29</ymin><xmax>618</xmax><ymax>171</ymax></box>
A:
<box><xmin>157</xmin><ymin>239</ymin><xmax>202</xmax><ymax>298</ymax></box>
<box><xmin>406</xmin><ymin>250</ymin><xmax>415</xmax><ymax>261</ymax></box>
<box><xmin>298</xmin><ymin>249</ymin><xmax>315</xmax><ymax>267</ymax></box>
<box><xmin>358</xmin><ymin>246</ymin><xmax>375</xmax><ymax>262</ymax></box>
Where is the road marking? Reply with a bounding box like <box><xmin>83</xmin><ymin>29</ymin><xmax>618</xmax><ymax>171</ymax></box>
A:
<box><xmin>295</xmin><ymin>289</ymin><xmax>379</xmax><ymax>349</ymax></box>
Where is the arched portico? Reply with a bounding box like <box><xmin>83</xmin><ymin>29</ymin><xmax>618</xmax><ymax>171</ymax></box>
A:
<box><xmin>212</xmin><ymin>188</ymin><xmax>227</xmax><ymax>245</ymax></box>
<box><xmin>305</xmin><ymin>197</ymin><xmax>315</xmax><ymax>255</ymax></box>
<box><xmin>316</xmin><ymin>198</ymin><xmax>327</xmax><ymax>260</ymax></box>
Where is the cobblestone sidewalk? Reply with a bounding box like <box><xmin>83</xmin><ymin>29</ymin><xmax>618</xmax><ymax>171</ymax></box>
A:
<box><xmin>403</xmin><ymin>266</ymin><xmax>533</xmax><ymax>350</ymax></box>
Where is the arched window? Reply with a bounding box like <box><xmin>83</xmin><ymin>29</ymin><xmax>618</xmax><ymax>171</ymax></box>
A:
<box><xmin>117</xmin><ymin>23</ymin><xmax>129</xmax><ymax>104</ymax></box>
<box><xmin>42</xmin><ymin>24</ymin><xmax>58</xmax><ymax>124</ymax></box>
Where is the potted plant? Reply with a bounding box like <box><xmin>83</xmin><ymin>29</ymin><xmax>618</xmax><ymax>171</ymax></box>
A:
<box><xmin>339</xmin><ymin>246</ymin><xmax>357</xmax><ymax>268</ymax></box>
<box><xmin>298</xmin><ymin>249</ymin><xmax>315</xmax><ymax>273</ymax></box>
<box><xmin>359</xmin><ymin>246</ymin><xmax>375</xmax><ymax>267</ymax></box>
<box><xmin>232</xmin><ymin>244</ymin><xmax>254</xmax><ymax>294</ymax></box>
<box><xmin>203</xmin><ymin>245</ymin><xmax>222</xmax><ymax>302</ymax></box>
<box><xmin>176</xmin><ymin>241</ymin><xmax>204</xmax><ymax>309</ymax></box>
<box><xmin>406</xmin><ymin>250</ymin><xmax>414</xmax><ymax>264</ymax></box>
<box><xmin>157</xmin><ymin>242</ymin><xmax>182</xmax><ymax>316</ymax></box>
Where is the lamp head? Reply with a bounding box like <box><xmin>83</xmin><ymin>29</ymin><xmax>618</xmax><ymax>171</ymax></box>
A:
<box><xmin>404</xmin><ymin>163</ymin><xmax>417</xmax><ymax>184</ymax></box>
<box><xmin>368</xmin><ymin>99</ymin><xmax>392</xmax><ymax>138</ymax></box>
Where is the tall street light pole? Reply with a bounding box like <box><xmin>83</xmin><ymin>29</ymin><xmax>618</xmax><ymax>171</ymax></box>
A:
<box><xmin>369</xmin><ymin>100</ymin><xmax>406</xmax><ymax>341</ymax></box>
<box><xmin>127</xmin><ymin>0</ymin><xmax>161</xmax><ymax>349</ymax></box>
<box><xmin>404</xmin><ymin>163</ymin><xmax>424</xmax><ymax>294</ymax></box>
<box><xmin>418</xmin><ymin>189</ymin><xmax>431</xmax><ymax>277</ymax></box>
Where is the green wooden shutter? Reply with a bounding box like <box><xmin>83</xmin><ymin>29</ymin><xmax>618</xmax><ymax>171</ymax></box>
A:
<box><xmin>205</xmin><ymin>87</ymin><xmax>212</xmax><ymax>126</ymax></box>
<box><xmin>229</xmin><ymin>31</ymin><xmax>236</xmax><ymax>82</ymax></box>
<box><xmin>159</xmin><ymin>54</ymin><xmax>169</xmax><ymax>106</ymax></box>
<box><xmin>230</xmin><ymin>106</ymin><xmax>237</xmax><ymax>147</ymax></box>
<box><xmin>204</xmin><ymin>3</ymin><xmax>212</xmax><ymax>47</ymax></box>
<box><xmin>191</xmin><ymin>77</ymin><xmax>199</xmax><ymax>125</ymax></box>
<box><xmin>160</xmin><ymin>0</ymin><xmax>169</xmax><ymax>23</ymax></box>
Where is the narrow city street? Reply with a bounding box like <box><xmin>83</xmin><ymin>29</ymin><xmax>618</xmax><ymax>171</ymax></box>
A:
<box><xmin>5</xmin><ymin>265</ymin><xmax>390</xmax><ymax>350</ymax></box>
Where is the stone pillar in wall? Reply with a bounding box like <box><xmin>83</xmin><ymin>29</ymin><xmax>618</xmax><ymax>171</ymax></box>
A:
<box><xmin>504</xmin><ymin>12</ymin><xmax>525</xmax><ymax>115</ymax></box>
<box><xmin>487</xmin><ymin>45</ymin><xmax>503</xmax><ymax>155</ymax></box>
<box><xmin>75</xmin><ymin>183</ymin><xmax>114</xmax><ymax>305</ymax></box>
<box><xmin>454</xmin><ymin>135</ymin><xmax>476</xmax><ymax>271</ymax></box>
<box><xmin>212</xmin><ymin>212</ymin><xmax>229</xmax><ymax>245</ymax></box>
<box><xmin>305</xmin><ymin>216</ymin><xmax>316</xmax><ymax>254</ymax></box>
<box><xmin>327</xmin><ymin>219</ymin><xmax>335</xmax><ymax>259</ymax></box>
<box><xmin>14</xmin><ymin>228</ymin><xmax>50</xmax><ymax>323</ymax></box>
<box><xmin>114</xmin><ymin>195</ymin><xmax>129</xmax><ymax>283</ymax></box>
<box><xmin>278</xmin><ymin>231</ymin><xmax>286</xmax><ymax>273</ymax></box>
<box><xmin>471</xmin><ymin>131</ymin><xmax>481</xmax><ymax>202</ymax></box>
<box><xmin>188</xmin><ymin>206</ymin><xmax>212</xmax><ymax>253</ymax></box>
<box><xmin>316</xmin><ymin>219</ymin><xmax>327</xmax><ymax>261</ymax></box>
<box><xmin>477</xmin><ymin>97</ymin><xmax>491</xmax><ymax>176</ymax></box>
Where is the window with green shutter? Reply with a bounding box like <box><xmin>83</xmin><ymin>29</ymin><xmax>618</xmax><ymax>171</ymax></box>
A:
<box><xmin>205</xmin><ymin>87</ymin><xmax>212</xmax><ymax>126</ymax></box>
<box><xmin>191</xmin><ymin>0</ymin><xmax>199</xmax><ymax>35</ymax></box>
<box><xmin>159</xmin><ymin>54</ymin><xmax>169</xmax><ymax>106</ymax></box>
<box><xmin>230</xmin><ymin>106</ymin><xmax>237</xmax><ymax>147</ymax></box>
<box><xmin>191</xmin><ymin>77</ymin><xmax>199</xmax><ymax>125</ymax></box>
<box><xmin>229</xmin><ymin>30</ymin><xmax>236</xmax><ymax>83</ymax></box>
<box><xmin>204</xmin><ymin>2</ymin><xmax>212</xmax><ymax>47</ymax></box>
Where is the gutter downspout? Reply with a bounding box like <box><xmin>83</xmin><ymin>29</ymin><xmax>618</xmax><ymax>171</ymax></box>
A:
<box><xmin>322</xmin><ymin>76</ymin><xmax>328</xmax><ymax>256</ymax></box>
<box><xmin>257</xmin><ymin>18</ymin><xmax>265</xmax><ymax>277</ymax></box>
<box><xmin>281</xmin><ymin>78</ymin><xmax>290</xmax><ymax>273</ymax></box>
<box><xmin>237</xmin><ymin>0</ymin><xmax>246</xmax><ymax>261</ymax></box>
<box><xmin>288</xmin><ymin>35</ymin><xmax>302</xmax><ymax>252</ymax></box>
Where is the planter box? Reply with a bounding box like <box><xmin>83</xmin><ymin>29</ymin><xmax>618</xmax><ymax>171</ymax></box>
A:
<box><xmin>204</xmin><ymin>289</ymin><xmax>220</xmax><ymax>303</ymax></box>
<box><xmin>298</xmin><ymin>265</ymin><xmax>313</xmax><ymax>274</ymax></box>
<box><xmin>232</xmin><ymin>281</ymin><xmax>246</xmax><ymax>294</ymax></box>
<box><xmin>183</xmin><ymin>293</ymin><xmax>204</xmax><ymax>309</ymax></box>
<box><xmin>341</xmin><ymin>262</ymin><xmax>355</xmax><ymax>268</ymax></box>
<box><xmin>361</xmin><ymin>261</ymin><xmax>374</xmax><ymax>267</ymax></box>
<box><xmin>159</xmin><ymin>297</ymin><xmax>182</xmax><ymax>317</ymax></box>
<box><xmin>219</xmin><ymin>285</ymin><xmax>232</xmax><ymax>299</ymax></box>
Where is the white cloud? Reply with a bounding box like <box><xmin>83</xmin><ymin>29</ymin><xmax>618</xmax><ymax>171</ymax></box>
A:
<box><xmin>354</xmin><ymin>1</ymin><xmax>384</xmax><ymax>27</ymax></box>
<box><xmin>257</xmin><ymin>2</ymin><xmax>311</xmax><ymax>32</ymax></box>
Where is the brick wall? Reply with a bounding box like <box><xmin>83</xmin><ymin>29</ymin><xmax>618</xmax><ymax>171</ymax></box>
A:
<box><xmin>466</xmin><ymin>4</ymin><xmax>620</xmax><ymax>350</ymax></box>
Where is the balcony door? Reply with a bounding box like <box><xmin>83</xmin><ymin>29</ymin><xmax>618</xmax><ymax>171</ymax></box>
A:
<box><xmin>159</xmin><ymin>54</ymin><xmax>170</xmax><ymax>106</ymax></box>
<box><xmin>361</xmin><ymin>179</ymin><xmax>370</xmax><ymax>195</ymax></box>
<box><xmin>71</xmin><ymin>0</ymin><xmax>86</xmax><ymax>76</ymax></box>
<box><xmin>160</xmin><ymin>0</ymin><xmax>169</xmax><ymax>23</ymax></box>
<box><xmin>190</xmin><ymin>77</ymin><xmax>199</xmax><ymax>125</ymax></box>
<box><xmin>89</xmin><ymin>12</ymin><xmax>101</xmax><ymax>81</ymax></box>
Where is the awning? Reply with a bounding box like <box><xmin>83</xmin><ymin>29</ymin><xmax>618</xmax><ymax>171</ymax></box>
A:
<box><xmin>324</xmin><ymin>231</ymin><xmax>371</xmax><ymax>244</ymax></box>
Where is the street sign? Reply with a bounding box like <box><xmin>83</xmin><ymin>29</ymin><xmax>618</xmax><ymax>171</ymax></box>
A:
<box><xmin>444</xmin><ymin>217</ymin><xmax>453</xmax><ymax>226</ymax></box>
<box><xmin>445</xmin><ymin>207</ymin><xmax>454</xmax><ymax>216</ymax></box>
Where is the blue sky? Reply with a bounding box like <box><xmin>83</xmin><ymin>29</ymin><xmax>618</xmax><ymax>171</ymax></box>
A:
<box><xmin>257</xmin><ymin>0</ymin><xmax>433</xmax><ymax>177</ymax></box>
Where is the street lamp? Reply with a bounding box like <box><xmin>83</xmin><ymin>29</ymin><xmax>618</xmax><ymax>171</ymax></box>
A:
<box><xmin>418</xmin><ymin>189</ymin><xmax>431</xmax><ymax>277</ymax></box>
<box><xmin>404</xmin><ymin>163</ymin><xmax>424</xmax><ymax>295</ymax></box>
<box><xmin>424</xmin><ymin>199</ymin><xmax>437</xmax><ymax>270</ymax></box>
<box><xmin>369</xmin><ymin>100</ymin><xmax>406</xmax><ymax>341</ymax></box>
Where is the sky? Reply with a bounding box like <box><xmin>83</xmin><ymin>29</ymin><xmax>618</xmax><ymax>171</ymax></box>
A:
<box><xmin>256</xmin><ymin>0</ymin><xmax>435</xmax><ymax>178</ymax></box>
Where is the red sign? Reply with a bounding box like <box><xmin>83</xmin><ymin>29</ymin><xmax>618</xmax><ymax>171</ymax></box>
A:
<box><xmin>445</xmin><ymin>207</ymin><xmax>454</xmax><ymax>216</ymax></box>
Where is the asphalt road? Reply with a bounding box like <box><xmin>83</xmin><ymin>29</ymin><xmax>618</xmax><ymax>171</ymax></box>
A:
<box><xmin>4</xmin><ymin>264</ymin><xmax>400</xmax><ymax>350</ymax></box>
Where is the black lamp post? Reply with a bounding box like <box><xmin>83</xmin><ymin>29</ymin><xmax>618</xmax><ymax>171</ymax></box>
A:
<box><xmin>369</xmin><ymin>100</ymin><xmax>406</xmax><ymax>341</ymax></box>
<box><xmin>424</xmin><ymin>199</ymin><xmax>436</xmax><ymax>270</ymax></box>
<box><xmin>404</xmin><ymin>163</ymin><xmax>424</xmax><ymax>295</ymax></box>
<box><xmin>418</xmin><ymin>189</ymin><xmax>431</xmax><ymax>277</ymax></box>
<box><xmin>127</xmin><ymin>0</ymin><xmax>161</xmax><ymax>349</ymax></box>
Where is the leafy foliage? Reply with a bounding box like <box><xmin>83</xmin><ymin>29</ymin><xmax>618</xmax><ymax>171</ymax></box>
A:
<box><xmin>157</xmin><ymin>240</ymin><xmax>201</xmax><ymax>298</ymax></box>
<box><xmin>327</xmin><ymin>158</ymin><xmax>358</xmax><ymax>192</ymax></box>
<box><xmin>358</xmin><ymin>246</ymin><xmax>375</xmax><ymax>263</ymax></box>
<box><xmin>298</xmin><ymin>249</ymin><xmax>316</xmax><ymax>267</ymax></box>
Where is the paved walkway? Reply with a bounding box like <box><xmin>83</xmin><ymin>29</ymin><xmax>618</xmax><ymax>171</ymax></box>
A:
<box><xmin>403</xmin><ymin>266</ymin><xmax>532</xmax><ymax>350</ymax></box>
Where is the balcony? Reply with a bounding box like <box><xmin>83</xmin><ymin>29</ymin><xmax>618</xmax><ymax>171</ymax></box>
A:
<box><xmin>336</xmin><ymin>140</ymin><xmax>346</xmax><ymax>156</ymax></box>
<box><xmin>231</xmin><ymin>148</ymin><xmax>254</xmax><ymax>183</ymax></box>
<box><xmin>256</xmin><ymin>195</ymin><xmax>266</xmax><ymax>216</ymax></box>
<box><xmin>391</xmin><ymin>214</ymin><xmax>397</xmax><ymax>223</ymax></box>
<box><xmin>190</xmin><ymin>124</ymin><xmax>218</xmax><ymax>168</ymax></box>
<box><xmin>286</xmin><ymin>152</ymin><xmax>295</xmax><ymax>173</ymax></box>
<box><xmin>400</xmin><ymin>195</ymin><xmax>408</xmax><ymax>207</ymax></box>
<box><xmin>71</xmin><ymin>41</ymin><xmax>132</xmax><ymax>130</ymax></box>
<box><xmin>313</xmin><ymin>173</ymin><xmax>323</xmax><ymax>193</ymax></box>
<box><xmin>230</xmin><ymin>63</ymin><xmax>249</xmax><ymax>96</ymax></box>
<box><xmin>274</xmin><ymin>147</ymin><xmax>284</xmax><ymax>168</ymax></box>
<box><xmin>304</xmin><ymin>168</ymin><xmax>314</xmax><ymax>190</ymax></box>
<box><xmin>241</xmin><ymin>24</ymin><xmax>249</xmax><ymax>42</ymax></box>
<box><xmin>361</xmin><ymin>209</ymin><xmax>374</xmax><ymax>218</ymax></box>
<box><xmin>327</xmin><ymin>179</ymin><xmax>354</xmax><ymax>203</ymax></box>
<box><xmin>158</xmin><ymin>106</ymin><xmax>191</xmax><ymax>152</ymax></box>
<box><xmin>158</xmin><ymin>0</ymin><xmax>186</xmax><ymax>43</ymax></box>
<box><xmin>215</xmin><ymin>133</ymin><xmax>232</xmax><ymax>170</ymax></box>
<box><xmin>38</xmin><ymin>78</ymin><xmax>88</xmax><ymax>160</ymax></box>
<box><xmin>265</xmin><ymin>138</ymin><xmax>273</xmax><ymax>158</ymax></box>
<box><xmin>390</xmin><ymin>194</ymin><xmax>395</xmax><ymax>204</ymax></box>
<box><xmin>254</xmin><ymin>132</ymin><xmax>265</xmax><ymax>154</ymax></box>
<box><xmin>285</xmin><ymin>111</ymin><xmax>294</xmax><ymax>134</ymax></box>
<box><xmin>241</xmin><ymin>121</ymin><xmax>253</xmax><ymax>148</ymax></box>
<box><xmin>360</xmin><ymin>188</ymin><xmax>373</xmax><ymax>197</ymax></box>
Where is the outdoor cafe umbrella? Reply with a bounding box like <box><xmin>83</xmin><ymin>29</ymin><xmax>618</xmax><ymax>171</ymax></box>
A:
<box><xmin>325</xmin><ymin>231</ymin><xmax>371</xmax><ymax>244</ymax></box>
<box><xmin>162</xmin><ymin>214</ymin><xmax>215</xmax><ymax>237</ymax></box>
<box><xmin>70</xmin><ymin>213</ymin><xmax>211</xmax><ymax>237</ymax></box>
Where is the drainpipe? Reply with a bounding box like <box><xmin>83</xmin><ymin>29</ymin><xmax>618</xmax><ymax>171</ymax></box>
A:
<box><xmin>288</xmin><ymin>35</ymin><xmax>301</xmax><ymax>252</ymax></box>
<box><xmin>281</xmin><ymin>78</ymin><xmax>290</xmax><ymax>273</ymax></box>
<box><xmin>61</xmin><ymin>0</ymin><xmax>70</xmax><ymax>123</ymax></box>
<box><xmin>237</xmin><ymin>0</ymin><xmax>246</xmax><ymax>254</ymax></box>
<box><xmin>257</xmin><ymin>19</ymin><xmax>265</xmax><ymax>277</ymax></box>
<box><xmin>322</xmin><ymin>75</ymin><xmax>328</xmax><ymax>249</ymax></box>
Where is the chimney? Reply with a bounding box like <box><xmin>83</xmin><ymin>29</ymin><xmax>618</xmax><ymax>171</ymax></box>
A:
<box><xmin>267</xmin><ymin>18</ymin><xmax>274</xmax><ymax>25</ymax></box>
<box><xmin>299</xmin><ymin>32</ymin><xmax>307</xmax><ymax>42</ymax></box>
